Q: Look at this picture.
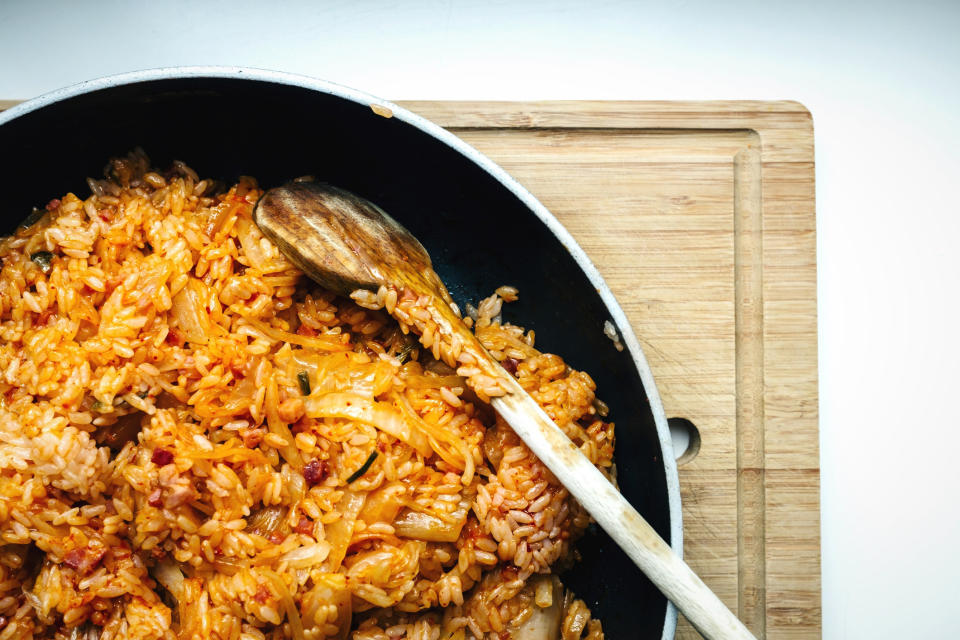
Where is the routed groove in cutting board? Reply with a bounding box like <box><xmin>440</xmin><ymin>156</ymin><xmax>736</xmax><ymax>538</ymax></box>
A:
<box><xmin>734</xmin><ymin>144</ymin><xmax>765</xmax><ymax>636</ymax></box>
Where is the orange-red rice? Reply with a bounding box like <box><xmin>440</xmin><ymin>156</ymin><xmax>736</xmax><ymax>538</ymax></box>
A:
<box><xmin>0</xmin><ymin>151</ymin><xmax>613</xmax><ymax>640</ymax></box>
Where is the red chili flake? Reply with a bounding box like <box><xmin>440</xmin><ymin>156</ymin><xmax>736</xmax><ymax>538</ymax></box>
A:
<box><xmin>501</xmin><ymin>358</ymin><xmax>519</xmax><ymax>375</ymax></box>
<box><xmin>147</xmin><ymin>488</ymin><xmax>163</xmax><ymax>507</ymax></box>
<box><xmin>45</xmin><ymin>198</ymin><xmax>61</xmax><ymax>211</ymax></box>
<box><xmin>151</xmin><ymin>448</ymin><xmax>174</xmax><ymax>466</ymax></box>
<box><xmin>64</xmin><ymin>547</ymin><xmax>106</xmax><ymax>575</ymax></box>
<box><xmin>377</xmin><ymin>441</ymin><xmax>387</xmax><ymax>453</ymax></box>
<box><xmin>253</xmin><ymin>584</ymin><xmax>272</xmax><ymax>603</ymax></box>
<box><xmin>294</xmin><ymin>518</ymin><xmax>314</xmax><ymax>535</ymax></box>
<box><xmin>303</xmin><ymin>459</ymin><xmax>328</xmax><ymax>486</ymax></box>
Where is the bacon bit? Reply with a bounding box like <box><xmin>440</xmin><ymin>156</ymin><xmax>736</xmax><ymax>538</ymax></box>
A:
<box><xmin>501</xmin><ymin>358</ymin><xmax>519</xmax><ymax>376</ymax></box>
<box><xmin>64</xmin><ymin>546</ymin><xmax>107</xmax><ymax>575</ymax></box>
<box><xmin>88</xmin><ymin>517</ymin><xmax>103</xmax><ymax>531</ymax></box>
<box><xmin>290</xmin><ymin>418</ymin><xmax>311</xmax><ymax>435</ymax></box>
<box><xmin>277</xmin><ymin>397</ymin><xmax>305</xmax><ymax>423</ymax></box>
<box><xmin>296</xmin><ymin>324</ymin><xmax>317</xmax><ymax>337</ymax></box>
<box><xmin>377</xmin><ymin>441</ymin><xmax>387</xmax><ymax>453</ymax></box>
<box><xmin>253</xmin><ymin>584</ymin><xmax>272</xmax><ymax>603</ymax></box>
<box><xmin>46</xmin><ymin>198</ymin><xmax>61</xmax><ymax>211</ymax></box>
<box><xmin>268</xmin><ymin>532</ymin><xmax>285</xmax><ymax>545</ymax></box>
<box><xmin>165</xmin><ymin>329</ymin><xmax>186</xmax><ymax>347</ymax></box>
<box><xmin>240</xmin><ymin>427</ymin><xmax>265</xmax><ymax>448</ymax></box>
<box><xmin>294</xmin><ymin>518</ymin><xmax>313</xmax><ymax>535</ymax></box>
<box><xmin>303</xmin><ymin>459</ymin><xmax>328</xmax><ymax>486</ymax></box>
<box><xmin>147</xmin><ymin>488</ymin><xmax>163</xmax><ymax>507</ymax></box>
<box><xmin>151</xmin><ymin>448</ymin><xmax>174</xmax><ymax>466</ymax></box>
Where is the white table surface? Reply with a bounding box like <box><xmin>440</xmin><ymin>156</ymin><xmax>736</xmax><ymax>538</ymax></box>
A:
<box><xmin>2</xmin><ymin>1</ymin><xmax>959</xmax><ymax>638</ymax></box>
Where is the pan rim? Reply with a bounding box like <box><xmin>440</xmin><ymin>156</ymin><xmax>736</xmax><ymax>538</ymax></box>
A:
<box><xmin>0</xmin><ymin>66</ymin><xmax>681</xmax><ymax>640</ymax></box>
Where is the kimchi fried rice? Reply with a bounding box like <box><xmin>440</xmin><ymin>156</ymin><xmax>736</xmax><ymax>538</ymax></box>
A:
<box><xmin>0</xmin><ymin>151</ymin><xmax>616</xmax><ymax>640</ymax></box>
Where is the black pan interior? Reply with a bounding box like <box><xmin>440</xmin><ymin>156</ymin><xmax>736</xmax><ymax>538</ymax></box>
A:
<box><xmin>0</xmin><ymin>77</ymin><xmax>672</xmax><ymax>638</ymax></box>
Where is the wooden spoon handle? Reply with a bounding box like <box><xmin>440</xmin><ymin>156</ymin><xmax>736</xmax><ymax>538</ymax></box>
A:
<box><xmin>492</xmin><ymin>378</ymin><xmax>757</xmax><ymax>640</ymax></box>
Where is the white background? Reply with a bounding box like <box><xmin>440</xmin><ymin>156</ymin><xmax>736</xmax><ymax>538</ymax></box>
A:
<box><xmin>2</xmin><ymin>1</ymin><xmax>959</xmax><ymax>637</ymax></box>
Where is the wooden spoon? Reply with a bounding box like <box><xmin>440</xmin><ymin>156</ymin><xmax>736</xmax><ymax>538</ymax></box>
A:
<box><xmin>254</xmin><ymin>181</ymin><xmax>757</xmax><ymax>640</ymax></box>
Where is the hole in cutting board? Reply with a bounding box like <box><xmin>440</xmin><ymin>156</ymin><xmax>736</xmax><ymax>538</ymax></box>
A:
<box><xmin>668</xmin><ymin>417</ymin><xmax>701</xmax><ymax>464</ymax></box>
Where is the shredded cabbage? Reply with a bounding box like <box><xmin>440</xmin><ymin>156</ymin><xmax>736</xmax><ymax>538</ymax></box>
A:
<box><xmin>305</xmin><ymin>392</ymin><xmax>433</xmax><ymax>457</ymax></box>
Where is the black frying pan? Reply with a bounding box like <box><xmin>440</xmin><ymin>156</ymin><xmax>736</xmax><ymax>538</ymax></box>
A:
<box><xmin>0</xmin><ymin>68</ymin><xmax>681</xmax><ymax>640</ymax></box>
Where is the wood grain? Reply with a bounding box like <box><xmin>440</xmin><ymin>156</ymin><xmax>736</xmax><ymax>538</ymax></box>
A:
<box><xmin>0</xmin><ymin>99</ymin><xmax>819</xmax><ymax>638</ymax></box>
<box><xmin>395</xmin><ymin>101</ymin><xmax>819</xmax><ymax>639</ymax></box>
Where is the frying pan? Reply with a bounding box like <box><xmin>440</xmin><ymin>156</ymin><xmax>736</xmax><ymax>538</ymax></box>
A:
<box><xmin>0</xmin><ymin>68</ymin><xmax>682</xmax><ymax>640</ymax></box>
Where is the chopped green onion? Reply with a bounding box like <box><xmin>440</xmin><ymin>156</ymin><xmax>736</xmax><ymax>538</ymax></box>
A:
<box><xmin>297</xmin><ymin>371</ymin><xmax>311</xmax><ymax>396</ymax></box>
<box><xmin>91</xmin><ymin>400</ymin><xmax>104</xmax><ymax>412</ymax></box>
<box><xmin>396</xmin><ymin>342</ymin><xmax>414</xmax><ymax>364</ymax></box>
<box><xmin>346</xmin><ymin>451</ymin><xmax>378</xmax><ymax>483</ymax></box>
<box><xmin>30</xmin><ymin>251</ymin><xmax>54</xmax><ymax>273</ymax></box>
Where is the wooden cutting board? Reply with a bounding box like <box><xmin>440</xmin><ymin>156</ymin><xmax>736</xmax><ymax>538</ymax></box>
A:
<box><xmin>395</xmin><ymin>101</ymin><xmax>819</xmax><ymax>640</ymax></box>
<box><xmin>0</xmin><ymin>99</ymin><xmax>819</xmax><ymax>638</ymax></box>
